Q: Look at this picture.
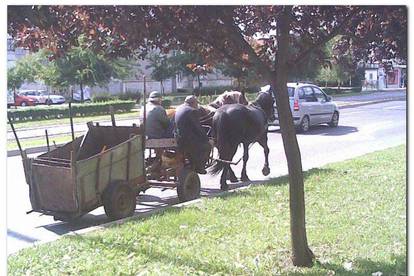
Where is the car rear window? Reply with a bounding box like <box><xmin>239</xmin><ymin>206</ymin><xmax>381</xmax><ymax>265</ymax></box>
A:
<box><xmin>273</xmin><ymin>87</ymin><xmax>294</xmax><ymax>97</ymax></box>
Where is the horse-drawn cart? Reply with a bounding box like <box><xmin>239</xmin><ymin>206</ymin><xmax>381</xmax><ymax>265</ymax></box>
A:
<box><xmin>22</xmin><ymin>123</ymin><xmax>146</xmax><ymax>221</ymax></box>
<box><xmin>19</xmin><ymin>121</ymin><xmax>205</xmax><ymax>221</ymax></box>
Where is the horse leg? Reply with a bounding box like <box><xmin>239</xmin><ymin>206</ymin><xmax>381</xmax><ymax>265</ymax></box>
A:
<box><xmin>241</xmin><ymin>142</ymin><xmax>250</xmax><ymax>181</ymax></box>
<box><xmin>220</xmin><ymin>144</ymin><xmax>238</xmax><ymax>190</ymax></box>
<box><xmin>220</xmin><ymin>164</ymin><xmax>229</xmax><ymax>191</ymax></box>
<box><xmin>227</xmin><ymin>166</ymin><xmax>238</xmax><ymax>183</ymax></box>
<box><xmin>258</xmin><ymin>135</ymin><xmax>270</xmax><ymax>176</ymax></box>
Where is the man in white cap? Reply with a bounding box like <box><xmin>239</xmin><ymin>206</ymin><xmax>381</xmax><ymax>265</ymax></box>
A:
<box><xmin>140</xmin><ymin>91</ymin><xmax>173</xmax><ymax>139</ymax></box>
<box><xmin>174</xmin><ymin>95</ymin><xmax>211</xmax><ymax>174</ymax></box>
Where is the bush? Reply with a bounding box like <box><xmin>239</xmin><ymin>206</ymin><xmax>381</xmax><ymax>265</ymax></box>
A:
<box><xmin>322</xmin><ymin>87</ymin><xmax>362</xmax><ymax>95</ymax></box>
<box><xmin>8</xmin><ymin>101</ymin><xmax>136</xmax><ymax>122</ymax></box>
<box><xmin>161</xmin><ymin>99</ymin><xmax>172</xmax><ymax>109</ymax></box>
<box><xmin>193</xmin><ymin>85</ymin><xmax>238</xmax><ymax>96</ymax></box>
<box><xmin>92</xmin><ymin>93</ymin><xmax>116</xmax><ymax>103</ymax></box>
<box><xmin>118</xmin><ymin>91</ymin><xmax>142</xmax><ymax>103</ymax></box>
<box><xmin>176</xmin><ymin>88</ymin><xmax>191</xmax><ymax>94</ymax></box>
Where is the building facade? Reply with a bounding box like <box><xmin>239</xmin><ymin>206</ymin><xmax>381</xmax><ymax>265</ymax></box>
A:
<box><xmin>363</xmin><ymin>62</ymin><xmax>406</xmax><ymax>90</ymax></box>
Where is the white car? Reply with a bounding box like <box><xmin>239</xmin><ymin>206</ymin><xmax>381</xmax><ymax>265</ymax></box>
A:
<box><xmin>19</xmin><ymin>90</ymin><xmax>66</xmax><ymax>105</ymax></box>
<box><xmin>265</xmin><ymin>83</ymin><xmax>340</xmax><ymax>132</ymax></box>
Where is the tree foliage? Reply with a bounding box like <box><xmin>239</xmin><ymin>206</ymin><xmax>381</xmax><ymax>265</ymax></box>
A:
<box><xmin>8</xmin><ymin>5</ymin><xmax>407</xmax><ymax>267</ymax></box>
<box><xmin>7</xmin><ymin>51</ymin><xmax>44</xmax><ymax>91</ymax></box>
<box><xmin>145</xmin><ymin>52</ymin><xmax>176</xmax><ymax>94</ymax></box>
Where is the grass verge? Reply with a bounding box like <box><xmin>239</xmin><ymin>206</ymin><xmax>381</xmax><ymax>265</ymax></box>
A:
<box><xmin>7</xmin><ymin>134</ymin><xmax>74</xmax><ymax>151</ymax></box>
<box><xmin>8</xmin><ymin>145</ymin><xmax>406</xmax><ymax>275</ymax></box>
<box><xmin>7</xmin><ymin>110</ymin><xmax>139</xmax><ymax>130</ymax></box>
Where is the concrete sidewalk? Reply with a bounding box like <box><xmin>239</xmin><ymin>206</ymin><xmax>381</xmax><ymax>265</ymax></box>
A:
<box><xmin>7</xmin><ymin>90</ymin><xmax>406</xmax><ymax>157</ymax></box>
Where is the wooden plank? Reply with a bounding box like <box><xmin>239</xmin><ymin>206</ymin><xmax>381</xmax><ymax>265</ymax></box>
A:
<box><xmin>146</xmin><ymin>138</ymin><xmax>177</xmax><ymax>149</ymax></box>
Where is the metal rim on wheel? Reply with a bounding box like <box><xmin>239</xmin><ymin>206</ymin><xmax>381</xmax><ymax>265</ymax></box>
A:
<box><xmin>103</xmin><ymin>182</ymin><xmax>136</xmax><ymax>220</ymax></box>
<box><xmin>21</xmin><ymin>102</ymin><xmax>27</xmax><ymax>107</ymax></box>
<box><xmin>301</xmin><ymin>116</ymin><xmax>310</xmax><ymax>132</ymax></box>
<box><xmin>330</xmin><ymin>112</ymin><xmax>339</xmax><ymax>127</ymax></box>
<box><xmin>177</xmin><ymin>168</ymin><xmax>201</xmax><ymax>202</ymax></box>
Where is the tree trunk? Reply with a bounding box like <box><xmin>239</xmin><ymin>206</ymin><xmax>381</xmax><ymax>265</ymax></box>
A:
<box><xmin>80</xmin><ymin>81</ymin><xmax>84</xmax><ymax>103</ymax></box>
<box><xmin>197</xmin><ymin>74</ymin><xmax>201</xmax><ymax>94</ymax></box>
<box><xmin>161</xmin><ymin>80</ymin><xmax>164</xmax><ymax>95</ymax></box>
<box><xmin>272</xmin><ymin>8</ymin><xmax>314</xmax><ymax>267</ymax></box>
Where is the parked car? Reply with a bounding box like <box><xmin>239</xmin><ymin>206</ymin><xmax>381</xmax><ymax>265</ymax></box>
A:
<box><xmin>7</xmin><ymin>90</ymin><xmax>15</xmax><ymax>108</ymax></box>
<box><xmin>13</xmin><ymin>93</ymin><xmax>38</xmax><ymax>107</ymax></box>
<box><xmin>72</xmin><ymin>87</ymin><xmax>92</xmax><ymax>102</ymax></box>
<box><xmin>265</xmin><ymin>83</ymin><xmax>340</xmax><ymax>132</ymax></box>
<box><xmin>19</xmin><ymin>90</ymin><xmax>66</xmax><ymax>105</ymax></box>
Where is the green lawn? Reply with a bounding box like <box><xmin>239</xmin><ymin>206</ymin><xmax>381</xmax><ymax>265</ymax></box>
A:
<box><xmin>8</xmin><ymin>145</ymin><xmax>406</xmax><ymax>275</ymax></box>
<box><xmin>7</xmin><ymin>135</ymin><xmax>74</xmax><ymax>151</ymax></box>
<box><xmin>7</xmin><ymin>110</ymin><xmax>139</xmax><ymax>130</ymax></box>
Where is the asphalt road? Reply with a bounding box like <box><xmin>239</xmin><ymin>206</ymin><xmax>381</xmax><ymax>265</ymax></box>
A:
<box><xmin>7</xmin><ymin>100</ymin><xmax>406</xmax><ymax>255</ymax></box>
<box><xmin>7</xmin><ymin>90</ymin><xmax>406</xmax><ymax>141</ymax></box>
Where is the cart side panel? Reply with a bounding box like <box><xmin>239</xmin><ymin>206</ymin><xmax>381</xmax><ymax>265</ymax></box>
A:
<box><xmin>76</xmin><ymin>157</ymin><xmax>100</xmax><ymax>210</ymax></box>
<box><xmin>75</xmin><ymin>135</ymin><xmax>144</xmax><ymax>212</ymax></box>
<box><xmin>31</xmin><ymin>164</ymin><xmax>77</xmax><ymax>212</ymax></box>
<box><xmin>110</xmin><ymin>142</ymin><xmax>130</xmax><ymax>181</ymax></box>
<box><xmin>129</xmin><ymin>136</ymin><xmax>144</xmax><ymax>181</ymax></box>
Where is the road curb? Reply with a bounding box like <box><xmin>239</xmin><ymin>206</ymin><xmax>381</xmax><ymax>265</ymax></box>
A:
<box><xmin>337</xmin><ymin>97</ymin><xmax>406</xmax><ymax>109</ymax></box>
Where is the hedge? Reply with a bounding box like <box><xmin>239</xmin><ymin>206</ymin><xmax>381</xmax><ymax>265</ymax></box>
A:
<box><xmin>8</xmin><ymin>101</ymin><xmax>136</xmax><ymax>122</ymax></box>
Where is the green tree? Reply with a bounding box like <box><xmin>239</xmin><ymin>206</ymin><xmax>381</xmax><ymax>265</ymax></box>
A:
<box><xmin>7</xmin><ymin>51</ymin><xmax>44</xmax><ymax>91</ymax></box>
<box><xmin>145</xmin><ymin>52</ymin><xmax>176</xmax><ymax>94</ymax></box>
<box><xmin>53</xmin><ymin>36</ymin><xmax>132</xmax><ymax>101</ymax></box>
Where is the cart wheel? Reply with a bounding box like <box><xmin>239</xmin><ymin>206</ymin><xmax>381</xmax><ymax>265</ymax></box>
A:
<box><xmin>103</xmin><ymin>181</ymin><xmax>136</xmax><ymax>220</ymax></box>
<box><xmin>177</xmin><ymin>168</ymin><xmax>201</xmax><ymax>202</ymax></box>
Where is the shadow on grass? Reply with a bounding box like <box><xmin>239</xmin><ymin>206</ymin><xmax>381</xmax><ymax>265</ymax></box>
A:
<box><xmin>305</xmin><ymin>254</ymin><xmax>406</xmax><ymax>276</ymax></box>
<box><xmin>41</xmin><ymin>167</ymin><xmax>337</xmax><ymax>236</ymax></box>
<box><xmin>60</xmin><ymin>165</ymin><xmax>404</xmax><ymax>275</ymax></box>
<box><xmin>67</xmin><ymin>224</ymin><xmax>237</xmax><ymax>275</ymax></box>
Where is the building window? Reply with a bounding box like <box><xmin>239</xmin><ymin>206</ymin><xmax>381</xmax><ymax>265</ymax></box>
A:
<box><xmin>369</xmin><ymin>73</ymin><xmax>373</xmax><ymax>80</ymax></box>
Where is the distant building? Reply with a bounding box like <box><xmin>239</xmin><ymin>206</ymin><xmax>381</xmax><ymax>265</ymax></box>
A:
<box><xmin>363</xmin><ymin>61</ymin><xmax>406</xmax><ymax>90</ymax></box>
<box><xmin>7</xmin><ymin>39</ymin><xmax>234</xmax><ymax>96</ymax></box>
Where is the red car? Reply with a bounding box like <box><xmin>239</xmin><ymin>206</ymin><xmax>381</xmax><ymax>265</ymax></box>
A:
<box><xmin>14</xmin><ymin>93</ymin><xmax>38</xmax><ymax>107</ymax></box>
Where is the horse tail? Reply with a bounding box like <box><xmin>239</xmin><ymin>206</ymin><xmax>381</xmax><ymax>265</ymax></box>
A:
<box><xmin>209</xmin><ymin>111</ymin><xmax>230</xmax><ymax>176</ymax></box>
<box><xmin>210</xmin><ymin>160</ymin><xmax>224</xmax><ymax>176</ymax></box>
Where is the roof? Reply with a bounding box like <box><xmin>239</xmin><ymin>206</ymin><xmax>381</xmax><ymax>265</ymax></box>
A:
<box><xmin>261</xmin><ymin>82</ymin><xmax>318</xmax><ymax>92</ymax></box>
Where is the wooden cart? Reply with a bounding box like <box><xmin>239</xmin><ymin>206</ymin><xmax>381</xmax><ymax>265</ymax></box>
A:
<box><xmin>22</xmin><ymin>123</ymin><xmax>146</xmax><ymax>221</ymax></box>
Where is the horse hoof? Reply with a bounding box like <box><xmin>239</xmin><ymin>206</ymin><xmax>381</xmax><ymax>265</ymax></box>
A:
<box><xmin>241</xmin><ymin>175</ymin><xmax>250</xmax><ymax>182</ymax></box>
<box><xmin>262</xmin><ymin>167</ymin><xmax>270</xmax><ymax>176</ymax></box>
<box><xmin>220</xmin><ymin>184</ymin><xmax>229</xmax><ymax>191</ymax></box>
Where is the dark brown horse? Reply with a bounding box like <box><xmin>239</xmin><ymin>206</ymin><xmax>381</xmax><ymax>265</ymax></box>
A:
<box><xmin>209</xmin><ymin>92</ymin><xmax>274</xmax><ymax>190</ymax></box>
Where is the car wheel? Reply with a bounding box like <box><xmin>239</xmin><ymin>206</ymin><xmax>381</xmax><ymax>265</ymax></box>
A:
<box><xmin>46</xmin><ymin>99</ymin><xmax>52</xmax><ymax>105</ymax></box>
<box><xmin>328</xmin><ymin>112</ymin><xmax>339</xmax><ymax>127</ymax></box>
<box><xmin>299</xmin><ymin>115</ymin><xmax>310</xmax><ymax>133</ymax></box>
<box><xmin>21</xmin><ymin>101</ymin><xmax>27</xmax><ymax>107</ymax></box>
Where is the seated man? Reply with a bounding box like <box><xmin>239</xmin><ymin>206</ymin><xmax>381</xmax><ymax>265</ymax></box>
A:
<box><xmin>174</xmin><ymin>95</ymin><xmax>211</xmax><ymax>174</ymax></box>
<box><xmin>140</xmin><ymin>91</ymin><xmax>173</xmax><ymax>139</ymax></box>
